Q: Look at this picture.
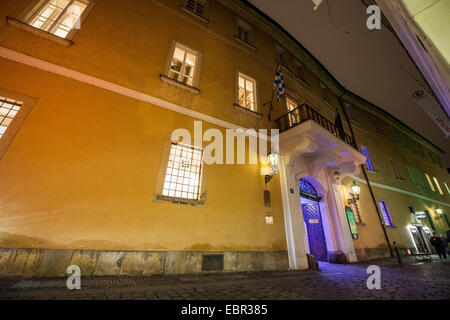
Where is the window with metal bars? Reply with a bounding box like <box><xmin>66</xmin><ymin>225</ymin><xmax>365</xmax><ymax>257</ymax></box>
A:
<box><xmin>184</xmin><ymin>0</ymin><xmax>207</xmax><ymax>19</ymax></box>
<box><xmin>26</xmin><ymin>0</ymin><xmax>89</xmax><ymax>39</ymax></box>
<box><xmin>162</xmin><ymin>143</ymin><xmax>203</xmax><ymax>200</ymax></box>
<box><xmin>0</xmin><ymin>97</ymin><xmax>23</xmax><ymax>139</ymax></box>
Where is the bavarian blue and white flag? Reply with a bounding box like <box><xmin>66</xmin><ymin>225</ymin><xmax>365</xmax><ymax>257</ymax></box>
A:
<box><xmin>273</xmin><ymin>65</ymin><xmax>286</xmax><ymax>102</ymax></box>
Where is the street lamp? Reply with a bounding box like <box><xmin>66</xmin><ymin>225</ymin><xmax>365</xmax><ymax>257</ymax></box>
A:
<box><xmin>348</xmin><ymin>181</ymin><xmax>360</xmax><ymax>205</ymax></box>
<box><xmin>265</xmin><ymin>153</ymin><xmax>279</xmax><ymax>184</ymax></box>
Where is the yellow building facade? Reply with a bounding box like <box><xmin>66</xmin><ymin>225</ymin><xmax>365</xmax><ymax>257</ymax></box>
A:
<box><xmin>0</xmin><ymin>0</ymin><xmax>448</xmax><ymax>277</ymax></box>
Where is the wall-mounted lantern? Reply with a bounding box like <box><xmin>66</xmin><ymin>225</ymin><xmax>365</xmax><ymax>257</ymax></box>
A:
<box><xmin>347</xmin><ymin>180</ymin><xmax>360</xmax><ymax>205</ymax></box>
<box><xmin>265</xmin><ymin>153</ymin><xmax>279</xmax><ymax>184</ymax></box>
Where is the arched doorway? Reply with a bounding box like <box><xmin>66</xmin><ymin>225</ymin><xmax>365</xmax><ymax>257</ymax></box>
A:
<box><xmin>300</xmin><ymin>178</ymin><xmax>328</xmax><ymax>262</ymax></box>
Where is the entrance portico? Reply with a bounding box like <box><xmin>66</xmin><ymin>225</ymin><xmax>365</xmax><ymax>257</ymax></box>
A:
<box><xmin>278</xmin><ymin>118</ymin><xmax>366</xmax><ymax>270</ymax></box>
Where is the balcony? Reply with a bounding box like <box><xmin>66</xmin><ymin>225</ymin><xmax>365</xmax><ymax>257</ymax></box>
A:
<box><xmin>275</xmin><ymin>103</ymin><xmax>357</xmax><ymax>149</ymax></box>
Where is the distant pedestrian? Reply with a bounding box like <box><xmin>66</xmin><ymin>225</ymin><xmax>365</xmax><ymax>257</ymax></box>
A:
<box><xmin>430</xmin><ymin>233</ymin><xmax>447</xmax><ymax>260</ymax></box>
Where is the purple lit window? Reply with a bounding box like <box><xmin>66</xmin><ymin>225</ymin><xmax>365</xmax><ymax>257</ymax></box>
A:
<box><xmin>361</xmin><ymin>146</ymin><xmax>374</xmax><ymax>171</ymax></box>
<box><xmin>378</xmin><ymin>200</ymin><xmax>394</xmax><ymax>227</ymax></box>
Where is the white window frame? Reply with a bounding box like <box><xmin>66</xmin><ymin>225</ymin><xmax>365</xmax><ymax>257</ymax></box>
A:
<box><xmin>425</xmin><ymin>173</ymin><xmax>436</xmax><ymax>192</ymax></box>
<box><xmin>0</xmin><ymin>89</ymin><xmax>37</xmax><ymax>161</ymax></box>
<box><xmin>432</xmin><ymin>177</ymin><xmax>444</xmax><ymax>195</ymax></box>
<box><xmin>236</xmin><ymin>72</ymin><xmax>258</xmax><ymax>112</ymax></box>
<box><xmin>154</xmin><ymin>136</ymin><xmax>209</xmax><ymax>206</ymax></box>
<box><xmin>16</xmin><ymin>0</ymin><xmax>95</xmax><ymax>41</ymax></box>
<box><xmin>164</xmin><ymin>41</ymin><xmax>201</xmax><ymax>89</ymax></box>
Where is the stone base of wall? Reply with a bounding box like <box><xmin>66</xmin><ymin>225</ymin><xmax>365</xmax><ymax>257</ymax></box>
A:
<box><xmin>0</xmin><ymin>248</ymin><xmax>289</xmax><ymax>277</ymax></box>
<box><xmin>355</xmin><ymin>247</ymin><xmax>392</xmax><ymax>261</ymax></box>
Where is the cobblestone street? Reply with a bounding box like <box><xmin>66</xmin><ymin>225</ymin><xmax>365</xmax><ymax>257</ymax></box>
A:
<box><xmin>0</xmin><ymin>256</ymin><xmax>449</xmax><ymax>300</ymax></box>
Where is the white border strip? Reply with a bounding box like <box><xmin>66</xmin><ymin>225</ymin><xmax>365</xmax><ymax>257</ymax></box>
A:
<box><xmin>0</xmin><ymin>46</ymin><xmax>243</xmax><ymax>130</ymax></box>
<box><xmin>350</xmin><ymin>175</ymin><xmax>450</xmax><ymax>207</ymax></box>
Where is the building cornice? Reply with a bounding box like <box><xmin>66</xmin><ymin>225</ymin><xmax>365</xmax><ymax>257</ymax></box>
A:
<box><xmin>217</xmin><ymin>0</ymin><xmax>344</xmax><ymax>97</ymax></box>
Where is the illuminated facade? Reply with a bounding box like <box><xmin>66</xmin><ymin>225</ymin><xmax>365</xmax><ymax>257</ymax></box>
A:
<box><xmin>0</xmin><ymin>0</ymin><xmax>448</xmax><ymax>277</ymax></box>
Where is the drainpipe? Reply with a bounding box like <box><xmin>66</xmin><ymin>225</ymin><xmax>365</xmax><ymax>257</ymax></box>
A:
<box><xmin>337</xmin><ymin>90</ymin><xmax>394</xmax><ymax>258</ymax></box>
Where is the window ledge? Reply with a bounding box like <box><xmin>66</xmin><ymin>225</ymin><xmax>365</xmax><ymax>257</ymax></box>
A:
<box><xmin>233</xmin><ymin>103</ymin><xmax>263</xmax><ymax>119</ymax></box>
<box><xmin>180</xmin><ymin>6</ymin><xmax>209</xmax><ymax>24</ymax></box>
<box><xmin>160</xmin><ymin>74</ymin><xmax>200</xmax><ymax>94</ymax></box>
<box><xmin>6</xmin><ymin>16</ymin><xmax>73</xmax><ymax>47</ymax></box>
<box><xmin>154</xmin><ymin>194</ymin><xmax>206</xmax><ymax>207</ymax></box>
<box><xmin>234</xmin><ymin>36</ymin><xmax>256</xmax><ymax>51</ymax></box>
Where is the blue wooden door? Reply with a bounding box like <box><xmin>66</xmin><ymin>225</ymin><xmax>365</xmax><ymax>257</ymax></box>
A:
<box><xmin>302</xmin><ymin>203</ymin><xmax>328</xmax><ymax>261</ymax></box>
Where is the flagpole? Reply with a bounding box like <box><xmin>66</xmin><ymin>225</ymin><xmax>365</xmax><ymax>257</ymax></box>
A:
<box><xmin>267</xmin><ymin>62</ymin><xmax>280</xmax><ymax>121</ymax></box>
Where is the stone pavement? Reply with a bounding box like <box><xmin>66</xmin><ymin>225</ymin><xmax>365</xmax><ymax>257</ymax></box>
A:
<box><xmin>0</xmin><ymin>256</ymin><xmax>449</xmax><ymax>300</ymax></box>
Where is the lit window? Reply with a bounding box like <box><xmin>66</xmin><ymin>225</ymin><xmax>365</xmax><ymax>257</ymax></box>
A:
<box><xmin>238</xmin><ymin>73</ymin><xmax>257</xmax><ymax>111</ymax></box>
<box><xmin>183</xmin><ymin>0</ymin><xmax>208</xmax><ymax>19</ymax></box>
<box><xmin>168</xmin><ymin>44</ymin><xmax>198</xmax><ymax>86</ymax></box>
<box><xmin>425</xmin><ymin>173</ymin><xmax>436</xmax><ymax>192</ymax></box>
<box><xmin>27</xmin><ymin>0</ymin><xmax>88</xmax><ymax>39</ymax></box>
<box><xmin>162</xmin><ymin>143</ymin><xmax>203</xmax><ymax>200</ymax></box>
<box><xmin>444</xmin><ymin>182</ymin><xmax>450</xmax><ymax>195</ymax></box>
<box><xmin>432</xmin><ymin>177</ymin><xmax>444</xmax><ymax>195</ymax></box>
<box><xmin>406</xmin><ymin>164</ymin><xmax>417</xmax><ymax>185</ymax></box>
<box><xmin>0</xmin><ymin>97</ymin><xmax>23</xmax><ymax>139</ymax></box>
<box><xmin>320</xmin><ymin>82</ymin><xmax>330</xmax><ymax>103</ymax></box>
<box><xmin>389</xmin><ymin>157</ymin><xmax>402</xmax><ymax>179</ymax></box>
<box><xmin>286</xmin><ymin>98</ymin><xmax>298</xmax><ymax>126</ymax></box>
<box><xmin>235</xmin><ymin>20</ymin><xmax>253</xmax><ymax>45</ymax></box>
<box><xmin>361</xmin><ymin>146</ymin><xmax>374</xmax><ymax>171</ymax></box>
<box><xmin>378</xmin><ymin>200</ymin><xmax>394</xmax><ymax>227</ymax></box>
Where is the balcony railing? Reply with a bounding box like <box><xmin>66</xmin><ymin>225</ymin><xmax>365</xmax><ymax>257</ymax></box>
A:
<box><xmin>275</xmin><ymin>103</ymin><xmax>357</xmax><ymax>149</ymax></box>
